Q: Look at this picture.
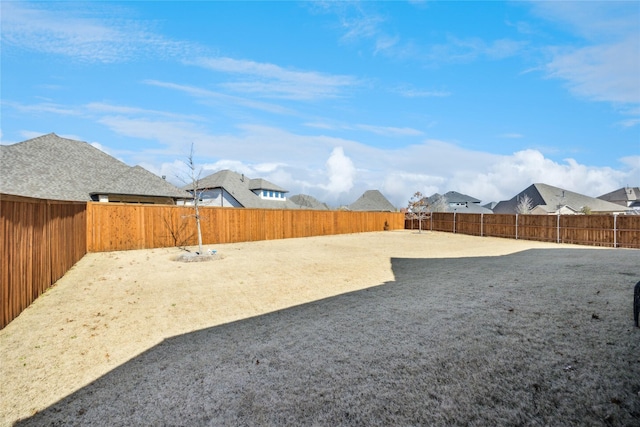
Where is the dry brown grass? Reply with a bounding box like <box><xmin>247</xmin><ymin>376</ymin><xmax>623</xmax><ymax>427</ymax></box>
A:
<box><xmin>1</xmin><ymin>231</ymin><xmax>638</xmax><ymax>426</ymax></box>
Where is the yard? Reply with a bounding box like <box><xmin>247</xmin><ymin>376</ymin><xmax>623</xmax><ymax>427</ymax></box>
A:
<box><xmin>1</xmin><ymin>230</ymin><xmax>638</xmax><ymax>426</ymax></box>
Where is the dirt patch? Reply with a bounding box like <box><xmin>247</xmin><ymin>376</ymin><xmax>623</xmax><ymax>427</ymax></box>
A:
<box><xmin>172</xmin><ymin>250</ymin><xmax>223</xmax><ymax>263</ymax></box>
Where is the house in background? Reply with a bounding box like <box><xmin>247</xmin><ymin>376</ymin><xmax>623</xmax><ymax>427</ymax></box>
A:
<box><xmin>185</xmin><ymin>169</ymin><xmax>301</xmax><ymax>209</ymax></box>
<box><xmin>598</xmin><ymin>187</ymin><xmax>640</xmax><ymax>212</ymax></box>
<box><xmin>493</xmin><ymin>183</ymin><xmax>630</xmax><ymax>215</ymax></box>
<box><xmin>347</xmin><ymin>190</ymin><xmax>397</xmax><ymax>212</ymax></box>
<box><xmin>423</xmin><ymin>191</ymin><xmax>493</xmax><ymax>214</ymax></box>
<box><xmin>289</xmin><ymin>194</ymin><xmax>331</xmax><ymax>210</ymax></box>
<box><xmin>0</xmin><ymin>133</ymin><xmax>190</xmax><ymax>204</ymax></box>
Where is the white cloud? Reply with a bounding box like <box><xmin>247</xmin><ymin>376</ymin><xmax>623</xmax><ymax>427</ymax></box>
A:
<box><xmin>320</xmin><ymin>147</ymin><xmax>356</xmax><ymax>196</ymax></box>
<box><xmin>449</xmin><ymin>149</ymin><xmax>631</xmax><ymax>204</ymax></box>
<box><xmin>92</xmin><ymin>117</ymin><xmax>637</xmax><ymax>209</ymax></box>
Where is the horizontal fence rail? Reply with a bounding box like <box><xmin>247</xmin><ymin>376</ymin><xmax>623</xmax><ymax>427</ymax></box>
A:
<box><xmin>1</xmin><ymin>195</ymin><xmax>87</xmax><ymax>329</ymax></box>
<box><xmin>405</xmin><ymin>212</ymin><xmax>640</xmax><ymax>248</ymax></box>
<box><xmin>86</xmin><ymin>203</ymin><xmax>406</xmax><ymax>252</ymax></box>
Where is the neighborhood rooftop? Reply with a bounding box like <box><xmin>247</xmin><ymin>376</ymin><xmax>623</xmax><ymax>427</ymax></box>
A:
<box><xmin>493</xmin><ymin>183</ymin><xmax>630</xmax><ymax>215</ymax></box>
<box><xmin>348</xmin><ymin>190</ymin><xmax>396</xmax><ymax>212</ymax></box>
<box><xmin>0</xmin><ymin>133</ymin><xmax>190</xmax><ymax>202</ymax></box>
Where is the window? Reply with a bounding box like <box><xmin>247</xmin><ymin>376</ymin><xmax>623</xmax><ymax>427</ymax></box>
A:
<box><xmin>263</xmin><ymin>190</ymin><xmax>268</xmax><ymax>197</ymax></box>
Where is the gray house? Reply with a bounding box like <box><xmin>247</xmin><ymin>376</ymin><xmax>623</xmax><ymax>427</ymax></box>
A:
<box><xmin>347</xmin><ymin>190</ymin><xmax>396</xmax><ymax>212</ymax></box>
<box><xmin>185</xmin><ymin>169</ymin><xmax>301</xmax><ymax>209</ymax></box>
<box><xmin>493</xmin><ymin>183</ymin><xmax>630</xmax><ymax>215</ymax></box>
<box><xmin>0</xmin><ymin>133</ymin><xmax>190</xmax><ymax>204</ymax></box>
<box><xmin>424</xmin><ymin>191</ymin><xmax>493</xmax><ymax>214</ymax></box>
<box><xmin>598</xmin><ymin>187</ymin><xmax>640</xmax><ymax>211</ymax></box>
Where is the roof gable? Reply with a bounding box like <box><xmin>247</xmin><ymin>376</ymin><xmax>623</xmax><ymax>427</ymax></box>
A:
<box><xmin>289</xmin><ymin>194</ymin><xmax>331</xmax><ymax>210</ymax></box>
<box><xmin>348</xmin><ymin>190</ymin><xmax>396</xmax><ymax>212</ymax></box>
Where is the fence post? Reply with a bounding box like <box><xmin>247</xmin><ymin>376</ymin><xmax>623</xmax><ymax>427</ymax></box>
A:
<box><xmin>515</xmin><ymin>214</ymin><xmax>518</xmax><ymax>240</ymax></box>
<box><xmin>557</xmin><ymin>214</ymin><xmax>560</xmax><ymax>244</ymax></box>
<box><xmin>481</xmin><ymin>213</ymin><xmax>483</xmax><ymax>237</ymax></box>
<box><xmin>614</xmin><ymin>214</ymin><xmax>618</xmax><ymax>248</ymax></box>
<box><xmin>453</xmin><ymin>212</ymin><xmax>456</xmax><ymax>233</ymax></box>
<box><xmin>430</xmin><ymin>213</ymin><xmax>433</xmax><ymax>231</ymax></box>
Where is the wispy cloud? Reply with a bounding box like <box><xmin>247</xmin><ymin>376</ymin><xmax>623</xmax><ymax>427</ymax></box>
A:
<box><xmin>616</xmin><ymin>118</ymin><xmax>640</xmax><ymax>129</ymax></box>
<box><xmin>143</xmin><ymin>80</ymin><xmax>293</xmax><ymax>115</ymax></box>
<box><xmin>499</xmin><ymin>133</ymin><xmax>524</xmax><ymax>139</ymax></box>
<box><xmin>545</xmin><ymin>37</ymin><xmax>640</xmax><ymax>105</ymax></box>
<box><xmin>302</xmin><ymin>120</ymin><xmax>423</xmax><ymax>137</ymax></box>
<box><xmin>188</xmin><ymin>57</ymin><xmax>359</xmax><ymax>100</ymax></box>
<box><xmin>0</xmin><ymin>2</ymin><xmax>199</xmax><ymax>63</ymax></box>
<box><xmin>354</xmin><ymin>124</ymin><xmax>423</xmax><ymax>137</ymax></box>
<box><xmin>392</xmin><ymin>86</ymin><xmax>451</xmax><ymax>98</ymax></box>
<box><xmin>3</xmin><ymin>101</ymin><xmax>80</xmax><ymax>116</ymax></box>
<box><xmin>86</xmin><ymin>102</ymin><xmax>206</xmax><ymax>121</ymax></box>
<box><xmin>531</xmin><ymin>2</ymin><xmax>640</xmax><ymax>109</ymax></box>
<box><xmin>427</xmin><ymin>36</ymin><xmax>527</xmax><ymax>64</ymax></box>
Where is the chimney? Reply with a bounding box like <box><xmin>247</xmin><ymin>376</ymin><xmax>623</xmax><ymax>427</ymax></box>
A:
<box><xmin>241</xmin><ymin>173</ymin><xmax>244</xmax><ymax>182</ymax></box>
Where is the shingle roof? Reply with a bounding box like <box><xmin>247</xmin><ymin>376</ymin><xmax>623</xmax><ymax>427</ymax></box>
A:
<box><xmin>289</xmin><ymin>194</ymin><xmax>331</xmax><ymax>210</ymax></box>
<box><xmin>186</xmin><ymin>169</ymin><xmax>300</xmax><ymax>209</ymax></box>
<box><xmin>423</xmin><ymin>192</ymin><xmax>492</xmax><ymax>213</ymax></box>
<box><xmin>598</xmin><ymin>187</ymin><xmax>640</xmax><ymax>207</ymax></box>
<box><xmin>347</xmin><ymin>190</ymin><xmax>396</xmax><ymax>212</ymax></box>
<box><xmin>249</xmin><ymin>178</ymin><xmax>287</xmax><ymax>193</ymax></box>
<box><xmin>493</xmin><ymin>183</ymin><xmax>630</xmax><ymax>214</ymax></box>
<box><xmin>0</xmin><ymin>133</ymin><xmax>190</xmax><ymax>202</ymax></box>
<box><xmin>442</xmin><ymin>191</ymin><xmax>481</xmax><ymax>204</ymax></box>
<box><xmin>448</xmin><ymin>203</ymin><xmax>493</xmax><ymax>214</ymax></box>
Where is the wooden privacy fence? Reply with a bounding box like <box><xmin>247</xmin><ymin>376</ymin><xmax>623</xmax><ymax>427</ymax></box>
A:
<box><xmin>406</xmin><ymin>212</ymin><xmax>640</xmax><ymax>248</ymax></box>
<box><xmin>86</xmin><ymin>202</ymin><xmax>406</xmax><ymax>252</ymax></box>
<box><xmin>1</xmin><ymin>195</ymin><xmax>87</xmax><ymax>329</ymax></box>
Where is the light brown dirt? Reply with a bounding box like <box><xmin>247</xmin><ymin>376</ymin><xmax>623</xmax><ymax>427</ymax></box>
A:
<box><xmin>0</xmin><ymin>231</ymin><xmax>585</xmax><ymax>425</ymax></box>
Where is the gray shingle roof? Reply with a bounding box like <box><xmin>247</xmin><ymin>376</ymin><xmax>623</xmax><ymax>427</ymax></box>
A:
<box><xmin>0</xmin><ymin>133</ymin><xmax>190</xmax><ymax>202</ymax></box>
<box><xmin>442</xmin><ymin>191</ymin><xmax>481</xmax><ymax>204</ymax></box>
<box><xmin>348</xmin><ymin>190</ymin><xmax>396</xmax><ymax>212</ymax></box>
<box><xmin>598</xmin><ymin>187</ymin><xmax>640</xmax><ymax>208</ymax></box>
<box><xmin>289</xmin><ymin>194</ymin><xmax>331</xmax><ymax>210</ymax></box>
<box><xmin>249</xmin><ymin>178</ymin><xmax>287</xmax><ymax>193</ymax></box>
<box><xmin>448</xmin><ymin>203</ymin><xmax>493</xmax><ymax>214</ymax></box>
<box><xmin>186</xmin><ymin>169</ymin><xmax>300</xmax><ymax>209</ymax></box>
<box><xmin>423</xmin><ymin>192</ymin><xmax>492</xmax><ymax>213</ymax></box>
<box><xmin>493</xmin><ymin>183</ymin><xmax>631</xmax><ymax>214</ymax></box>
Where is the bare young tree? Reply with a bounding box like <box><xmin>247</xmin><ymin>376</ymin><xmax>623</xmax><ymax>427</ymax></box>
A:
<box><xmin>431</xmin><ymin>194</ymin><xmax>449</xmax><ymax>213</ymax></box>
<box><xmin>516</xmin><ymin>194</ymin><xmax>533</xmax><ymax>215</ymax></box>
<box><xmin>183</xmin><ymin>143</ymin><xmax>204</xmax><ymax>255</ymax></box>
<box><xmin>407</xmin><ymin>191</ymin><xmax>429</xmax><ymax>233</ymax></box>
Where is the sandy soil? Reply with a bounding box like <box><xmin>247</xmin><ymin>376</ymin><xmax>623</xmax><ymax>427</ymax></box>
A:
<box><xmin>0</xmin><ymin>231</ymin><xmax>599</xmax><ymax>425</ymax></box>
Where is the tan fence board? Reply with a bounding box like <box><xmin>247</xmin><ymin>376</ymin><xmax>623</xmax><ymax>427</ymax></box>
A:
<box><xmin>85</xmin><ymin>203</ymin><xmax>405</xmax><ymax>252</ymax></box>
<box><xmin>1</xmin><ymin>197</ymin><xmax>86</xmax><ymax>329</ymax></box>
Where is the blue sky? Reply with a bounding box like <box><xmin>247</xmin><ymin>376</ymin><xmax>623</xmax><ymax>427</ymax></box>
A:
<box><xmin>2</xmin><ymin>1</ymin><xmax>639</xmax><ymax>207</ymax></box>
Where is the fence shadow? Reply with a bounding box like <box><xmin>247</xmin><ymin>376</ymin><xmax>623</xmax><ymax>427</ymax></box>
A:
<box><xmin>15</xmin><ymin>248</ymin><xmax>639</xmax><ymax>426</ymax></box>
